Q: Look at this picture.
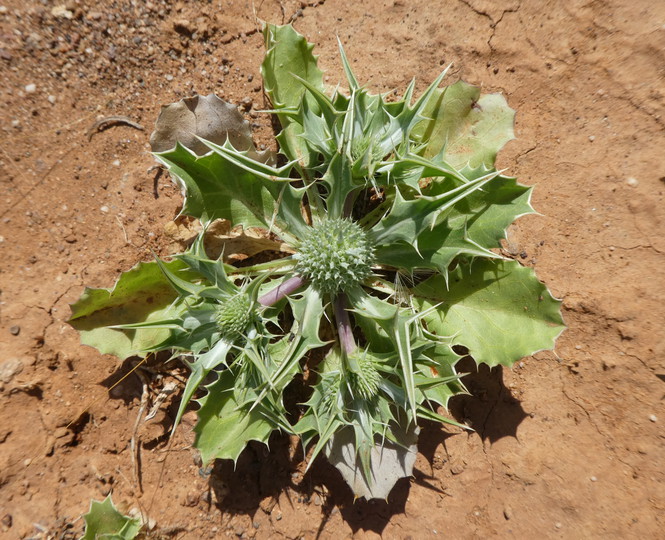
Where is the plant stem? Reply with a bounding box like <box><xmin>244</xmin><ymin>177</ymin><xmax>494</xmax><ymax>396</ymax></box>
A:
<box><xmin>342</xmin><ymin>191</ymin><xmax>356</xmax><ymax>219</ymax></box>
<box><xmin>357</xmin><ymin>195</ymin><xmax>392</xmax><ymax>229</ymax></box>
<box><xmin>258</xmin><ymin>275</ymin><xmax>306</xmax><ymax>306</ymax></box>
<box><xmin>232</xmin><ymin>256</ymin><xmax>295</xmax><ymax>275</ymax></box>
<box><xmin>334</xmin><ymin>293</ymin><xmax>357</xmax><ymax>356</ymax></box>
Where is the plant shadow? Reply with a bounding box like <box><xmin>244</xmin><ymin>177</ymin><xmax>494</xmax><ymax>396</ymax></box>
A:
<box><xmin>449</xmin><ymin>356</ymin><xmax>529</xmax><ymax>443</ymax></box>
<box><xmin>99</xmin><ymin>357</ymin><xmax>145</xmax><ymax>405</ymax></box>
<box><xmin>200</xmin><ymin>355</ymin><xmax>528</xmax><ymax>537</ymax></box>
<box><xmin>98</xmin><ymin>353</ymin><xmax>527</xmax><ymax>536</ymax></box>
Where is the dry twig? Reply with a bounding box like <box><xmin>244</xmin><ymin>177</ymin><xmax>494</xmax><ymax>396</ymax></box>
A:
<box><xmin>87</xmin><ymin>115</ymin><xmax>144</xmax><ymax>141</ymax></box>
<box><xmin>131</xmin><ymin>369</ymin><xmax>151</xmax><ymax>493</ymax></box>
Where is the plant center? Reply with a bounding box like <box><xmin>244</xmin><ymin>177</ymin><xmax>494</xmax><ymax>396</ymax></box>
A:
<box><xmin>295</xmin><ymin>219</ymin><xmax>374</xmax><ymax>295</ymax></box>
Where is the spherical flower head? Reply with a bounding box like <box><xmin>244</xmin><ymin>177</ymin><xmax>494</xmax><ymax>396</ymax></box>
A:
<box><xmin>215</xmin><ymin>293</ymin><xmax>252</xmax><ymax>340</ymax></box>
<box><xmin>294</xmin><ymin>219</ymin><xmax>374</xmax><ymax>295</ymax></box>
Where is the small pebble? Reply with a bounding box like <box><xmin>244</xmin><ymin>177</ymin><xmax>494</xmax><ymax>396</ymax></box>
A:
<box><xmin>0</xmin><ymin>358</ymin><xmax>24</xmax><ymax>383</ymax></box>
<box><xmin>165</xmin><ymin>74</ymin><xmax>174</xmax><ymax>81</ymax></box>
<box><xmin>47</xmin><ymin>95</ymin><xmax>56</xmax><ymax>105</ymax></box>
<box><xmin>649</xmin><ymin>414</ymin><xmax>657</xmax><ymax>423</ymax></box>
<box><xmin>555</xmin><ymin>522</ymin><xmax>562</xmax><ymax>529</ymax></box>
<box><xmin>112</xmin><ymin>159</ymin><xmax>121</xmax><ymax>167</ymax></box>
<box><xmin>9</xmin><ymin>326</ymin><xmax>20</xmax><ymax>336</ymax></box>
<box><xmin>626</xmin><ymin>177</ymin><xmax>638</xmax><ymax>187</ymax></box>
<box><xmin>100</xmin><ymin>205</ymin><xmax>109</xmax><ymax>213</ymax></box>
<box><xmin>25</xmin><ymin>83</ymin><xmax>36</xmax><ymax>93</ymax></box>
<box><xmin>588</xmin><ymin>135</ymin><xmax>595</xmax><ymax>142</ymax></box>
<box><xmin>51</xmin><ymin>5</ymin><xmax>73</xmax><ymax>18</ymax></box>
<box><xmin>590</xmin><ymin>476</ymin><xmax>597</xmax><ymax>482</ymax></box>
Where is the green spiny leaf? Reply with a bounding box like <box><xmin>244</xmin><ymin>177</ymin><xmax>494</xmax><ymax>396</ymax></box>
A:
<box><xmin>262</xmin><ymin>24</ymin><xmax>324</xmax><ymax>111</ymax></box>
<box><xmin>68</xmin><ymin>259</ymin><xmax>192</xmax><ymax>359</ymax></box>
<box><xmin>154</xmin><ymin>142</ymin><xmax>308</xmax><ymax>245</ymax></box>
<box><xmin>414</xmin><ymin>81</ymin><xmax>515</xmax><ymax>170</ymax></box>
<box><xmin>416</xmin><ymin>342</ymin><xmax>465</xmax><ymax>408</ymax></box>
<box><xmin>374</xmin><ymin>171</ymin><xmax>531</xmax><ymax>278</ymax></box>
<box><xmin>369</xmin><ymin>168</ymin><xmax>499</xmax><ymax>249</ymax></box>
<box><xmin>262</xmin><ymin>23</ymin><xmax>324</xmax><ymax>169</ymax></box>
<box><xmin>81</xmin><ymin>495</ymin><xmax>142</xmax><ymax>540</ymax></box>
<box><xmin>337</xmin><ymin>37</ymin><xmax>360</xmax><ymax>91</ymax></box>
<box><xmin>413</xmin><ymin>259</ymin><xmax>565</xmax><ymax>367</ymax></box>
<box><xmin>194</xmin><ymin>369</ymin><xmax>275</xmax><ymax>464</ymax></box>
<box><xmin>173</xmin><ymin>339</ymin><xmax>233</xmax><ymax>432</ymax></box>
<box><xmin>320</xmin><ymin>152</ymin><xmax>362</xmax><ymax>220</ymax></box>
<box><xmin>263</xmin><ymin>287</ymin><xmax>326</xmax><ymax>393</ymax></box>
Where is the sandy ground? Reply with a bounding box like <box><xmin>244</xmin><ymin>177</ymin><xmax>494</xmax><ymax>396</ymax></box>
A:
<box><xmin>1</xmin><ymin>0</ymin><xmax>664</xmax><ymax>538</ymax></box>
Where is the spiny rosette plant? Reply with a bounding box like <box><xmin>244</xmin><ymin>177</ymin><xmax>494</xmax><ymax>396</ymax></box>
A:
<box><xmin>69</xmin><ymin>24</ymin><xmax>564</xmax><ymax>499</ymax></box>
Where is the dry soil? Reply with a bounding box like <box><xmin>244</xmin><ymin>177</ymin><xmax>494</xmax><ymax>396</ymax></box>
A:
<box><xmin>1</xmin><ymin>0</ymin><xmax>664</xmax><ymax>538</ymax></box>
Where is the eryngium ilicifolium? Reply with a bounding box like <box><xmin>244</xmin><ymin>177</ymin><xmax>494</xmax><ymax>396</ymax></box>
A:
<box><xmin>294</xmin><ymin>219</ymin><xmax>374</xmax><ymax>295</ymax></box>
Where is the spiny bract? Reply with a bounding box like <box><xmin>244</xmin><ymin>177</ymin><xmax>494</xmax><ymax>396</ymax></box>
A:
<box><xmin>348</xmin><ymin>352</ymin><xmax>382</xmax><ymax>400</ymax></box>
<box><xmin>294</xmin><ymin>219</ymin><xmax>374</xmax><ymax>295</ymax></box>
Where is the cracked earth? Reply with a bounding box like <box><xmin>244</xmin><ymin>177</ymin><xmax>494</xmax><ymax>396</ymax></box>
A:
<box><xmin>1</xmin><ymin>0</ymin><xmax>664</xmax><ymax>538</ymax></box>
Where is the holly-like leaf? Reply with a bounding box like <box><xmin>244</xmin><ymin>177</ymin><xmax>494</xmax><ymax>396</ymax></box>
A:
<box><xmin>375</xmin><ymin>171</ymin><xmax>533</xmax><ymax>277</ymax></box>
<box><xmin>262</xmin><ymin>287</ymin><xmax>326</xmax><ymax>393</ymax></box>
<box><xmin>325</xmin><ymin>423</ymin><xmax>419</xmax><ymax>500</ymax></box>
<box><xmin>173</xmin><ymin>339</ymin><xmax>233</xmax><ymax>432</ymax></box>
<box><xmin>416</xmin><ymin>342</ymin><xmax>465</xmax><ymax>408</ymax></box>
<box><xmin>155</xmin><ymin>141</ymin><xmax>309</xmax><ymax>245</ymax></box>
<box><xmin>427</xmin><ymin>167</ymin><xmax>534</xmax><ymax>251</ymax></box>
<box><xmin>262</xmin><ymin>24</ymin><xmax>323</xmax><ymax>112</ymax></box>
<box><xmin>194</xmin><ymin>369</ymin><xmax>275</xmax><ymax>464</ymax></box>
<box><xmin>413</xmin><ymin>259</ymin><xmax>565</xmax><ymax>367</ymax></box>
<box><xmin>262</xmin><ymin>24</ymin><xmax>324</xmax><ymax>169</ymax></box>
<box><xmin>68</xmin><ymin>260</ymin><xmax>191</xmax><ymax>359</ymax></box>
<box><xmin>321</xmin><ymin>152</ymin><xmax>362</xmax><ymax>220</ymax></box>
<box><xmin>414</xmin><ymin>81</ymin><xmax>515</xmax><ymax>170</ymax></box>
<box><xmin>81</xmin><ymin>495</ymin><xmax>142</xmax><ymax>540</ymax></box>
<box><xmin>370</xmin><ymin>170</ymin><xmax>498</xmax><ymax>249</ymax></box>
<box><xmin>374</xmin><ymin>225</ymin><xmax>497</xmax><ymax>280</ymax></box>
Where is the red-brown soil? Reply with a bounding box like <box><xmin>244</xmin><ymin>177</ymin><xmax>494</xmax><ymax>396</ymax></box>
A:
<box><xmin>1</xmin><ymin>0</ymin><xmax>664</xmax><ymax>538</ymax></box>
